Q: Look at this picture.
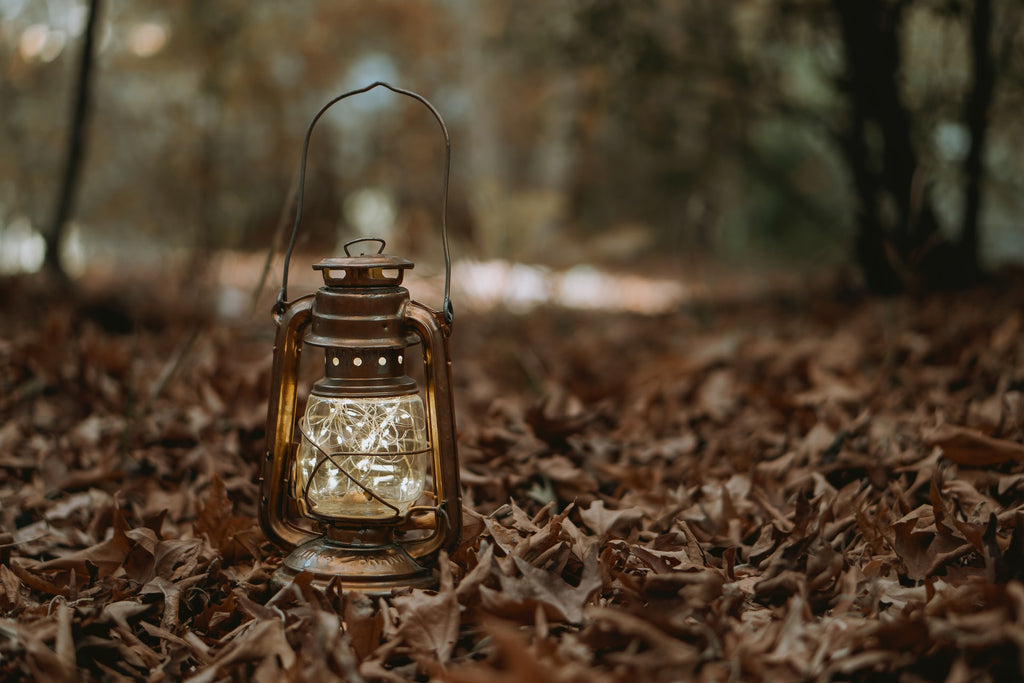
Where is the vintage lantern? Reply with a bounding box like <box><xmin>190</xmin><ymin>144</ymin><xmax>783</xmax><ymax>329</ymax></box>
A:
<box><xmin>261</xmin><ymin>83</ymin><xmax>462</xmax><ymax>591</ymax></box>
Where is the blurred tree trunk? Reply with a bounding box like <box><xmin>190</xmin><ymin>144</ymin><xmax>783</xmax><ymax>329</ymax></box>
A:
<box><xmin>832</xmin><ymin>0</ymin><xmax>934</xmax><ymax>292</ymax></box>
<box><xmin>454</xmin><ymin>0</ymin><xmax>504</xmax><ymax>257</ymax></box>
<box><xmin>184</xmin><ymin>1</ymin><xmax>241</xmax><ymax>286</ymax></box>
<box><xmin>960</xmin><ymin>0</ymin><xmax>995</xmax><ymax>281</ymax></box>
<box><xmin>44</xmin><ymin>0</ymin><xmax>102</xmax><ymax>284</ymax></box>
<box><xmin>832</xmin><ymin>0</ymin><xmax>997</xmax><ymax>292</ymax></box>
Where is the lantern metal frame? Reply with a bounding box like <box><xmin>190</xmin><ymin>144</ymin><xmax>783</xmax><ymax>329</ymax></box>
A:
<box><xmin>260</xmin><ymin>82</ymin><xmax>462</xmax><ymax>592</ymax></box>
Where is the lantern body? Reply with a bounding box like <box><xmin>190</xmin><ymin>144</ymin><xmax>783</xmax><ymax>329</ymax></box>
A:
<box><xmin>295</xmin><ymin>393</ymin><xmax>429</xmax><ymax>518</ymax></box>
<box><xmin>261</xmin><ymin>252</ymin><xmax>462</xmax><ymax>592</ymax></box>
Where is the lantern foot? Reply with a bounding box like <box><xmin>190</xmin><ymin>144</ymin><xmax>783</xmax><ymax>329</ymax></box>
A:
<box><xmin>272</xmin><ymin>535</ymin><xmax>437</xmax><ymax>594</ymax></box>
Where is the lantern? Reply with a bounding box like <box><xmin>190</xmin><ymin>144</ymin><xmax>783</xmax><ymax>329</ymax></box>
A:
<box><xmin>260</xmin><ymin>83</ymin><xmax>462</xmax><ymax>591</ymax></box>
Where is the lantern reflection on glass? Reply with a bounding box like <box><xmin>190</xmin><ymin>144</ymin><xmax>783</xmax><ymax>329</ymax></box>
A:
<box><xmin>260</xmin><ymin>83</ymin><xmax>461</xmax><ymax>592</ymax></box>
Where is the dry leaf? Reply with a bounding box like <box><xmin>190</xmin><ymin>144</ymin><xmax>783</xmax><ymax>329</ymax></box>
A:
<box><xmin>392</xmin><ymin>556</ymin><xmax>460</xmax><ymax>664</ymax></box>
<box><xmin>579</xmin><ymin>499</ymin><xmax>644</xmax><ymax>538</ymax></box>
<box><xmin>480</xmin><ymin>544</ymin><xmax>602</xmax><ymax>624</ymax></box>
<box><xmin>925</xmin><ymin>424</ymin><xmax>1024</xmax><ymax>466</ymax></box>
<box><xmin>194</xmin><ymin>473</ymin><xmax>259</xmax><ymax>562</ymax></box>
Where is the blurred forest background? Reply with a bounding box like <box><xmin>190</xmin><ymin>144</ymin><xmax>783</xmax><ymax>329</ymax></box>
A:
<box><xmin>6</xmin><ymin>4</ymin><xmax>1024</xmax><ymax>679</ymax></box>
<box><xmin>1</xmin><ymin>0</ymin><xmax>1023</xmax><ymax>298</ymax></box>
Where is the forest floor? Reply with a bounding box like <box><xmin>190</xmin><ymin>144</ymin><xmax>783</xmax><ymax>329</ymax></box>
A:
<box><xmin>2</xmin><ymin>265</ymin><xmax>1024</xmax><ymax>682</ymax></box>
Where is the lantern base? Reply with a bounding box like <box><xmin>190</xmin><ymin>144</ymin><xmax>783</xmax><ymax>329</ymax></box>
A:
<box><xmin>272</xmin><ymin>535</ymin><xmax>437</xmax><ymax>594</ymax></box>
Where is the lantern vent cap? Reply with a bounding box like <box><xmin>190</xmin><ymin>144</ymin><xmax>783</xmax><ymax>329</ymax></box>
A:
<box><xmin>313</xmin><ymin>238</ymin><xmax>414</xmax><ymax>287</ymax></box>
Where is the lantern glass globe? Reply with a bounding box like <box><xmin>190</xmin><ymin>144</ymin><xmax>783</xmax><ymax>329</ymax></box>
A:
<box><xmin>295</xmin><ymin>393</ymin><xmax>429</xmax><ymax>518</ymax></box>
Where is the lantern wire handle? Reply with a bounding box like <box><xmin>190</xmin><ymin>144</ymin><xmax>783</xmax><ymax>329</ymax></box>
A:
<box><xmin>344</xmin><ymin>237</ymin><xmax>387</xmax><ymax>256</ymax></box>
<box><xmin>276</xmin><ymin>82</ymin><xmax>454</xmax><ymax>327</ymax></box>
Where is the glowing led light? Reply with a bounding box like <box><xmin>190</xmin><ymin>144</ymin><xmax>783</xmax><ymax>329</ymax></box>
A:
<box><xmin>295</xmin><ymin>394</ymin><xmax>428</xmax><ymax>518</ymax></box>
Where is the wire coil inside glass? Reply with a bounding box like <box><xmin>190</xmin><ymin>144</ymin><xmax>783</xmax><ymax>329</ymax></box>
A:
<box><xmin>294</xmin><ymin>394</ymin><xmax>429</xmax><ymax>519</ymax></box>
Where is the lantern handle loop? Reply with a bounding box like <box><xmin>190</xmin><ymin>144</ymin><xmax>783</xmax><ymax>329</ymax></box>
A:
<box><xmin>276</xmin><ymin>82</ymin><xmax>454</xmax><ymax>327</ymax></box>
<box><xmin>343</xmin><ymin>237</ymin><xmax>386</xmax><ymax>256</ymax></box>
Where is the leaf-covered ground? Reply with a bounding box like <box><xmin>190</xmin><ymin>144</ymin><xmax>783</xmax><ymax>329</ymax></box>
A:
<box><xmin>2</xmin><ymin>270</ymin><xmax>1024</xmax><ymax>682</ymax></box>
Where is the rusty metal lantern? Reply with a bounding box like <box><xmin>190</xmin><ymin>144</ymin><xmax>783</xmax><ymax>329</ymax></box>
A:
<box><xmin>260</xmin><ymin>83</ymin><xmax>461</xmax><ymax>592</ymax></box>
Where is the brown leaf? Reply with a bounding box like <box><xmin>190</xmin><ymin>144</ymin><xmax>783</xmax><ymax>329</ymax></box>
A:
<box><xmin>696</xmin><ymin>368</ymin><xmax>739</xmax><ymax>420</ymax></box>
<box><xmin>480</xmin><ymin>544</ymin><xmax>602</xmax><ymax>624</ymax></box>
<box><xmin>765</xmin><ymin>595</ymin><xmax>815</xmax><ymax>671</ymax></box>
<box><xmin>534</xmin><ymin>455</ymin><xmax>599</xmax><ymax>500</ymax></box>
<box><xmin>891</xmin><ymin>510</ymin><xmax>972</xmax><ymax>581</ymax></box>
<box><xmin>196</xmin><ymin>620</ymin><xmax>296</xmax><ymax>682</ymax></box>
<box><xmin>54</xmin><ymin>599</ymin><xmax>75</xmax><ymax>677</ymax></box>
<box><xmin>456</xmin><ymin>540</ymin><xmax>497</xmax><ymax>606</ymax></box>
<box><xmin>392</xmin><ymin>556</ymin><xmax>460</xmax><ymax>663</ymax></box>
<box><xmin>925</xmin><ymin>424</ymin><xmax>1024</xmax><ymax>466</ymax></box>
<box><xmin>2</xmin><ymin>618</ymin><xmax>79</xmax><ymax>683</ymax></box>
<box><xmin>8</xmin><ymin>560</ymin><xmax>69</xmax><ymax>597</ymax></box>
<box><xmin>194</xmin><ymin>473</ymin><xmax>258</xmax><ymax>563</ymax></box>
<box><xmin>584</xmin><ymin>606</ymin><xmax>699</xmax><ymax>672</ymax></box>
<box><xmin>443</xmin><ymin>620</ymin><xmax>567</xmax><ymax>683</ymax></box>
<box><xmin>0</xmin><ymin>564</ymin><xmax>24</xmax><ymax>612</ymax></box>
<box><xmin>991</xmin><ymin>311</ymin><xmax>1022</xmax><ymax>354</ymax></box>
<box><xmin>526</xmin><ymin>384</ymin><xmax>593</xmax><ymax>445</ymax></box>
<box><xmin>344</xmin><ymin>591</ymin><xmax>384</xmax><ymax>661</ymax></box>
<box><xmin>794</xmin><ymin>362</ymin><xmax>867</xmax><ymax>405</ymax></box>
<box><xmin>579</xmin><ymin>499</ymin><xmax>644</xmax><ymax>538</ymax></box>
<box><xmin>35</xmin><ymin>506</ymin><xmax>134</xmax><ymax>579</ymax></box>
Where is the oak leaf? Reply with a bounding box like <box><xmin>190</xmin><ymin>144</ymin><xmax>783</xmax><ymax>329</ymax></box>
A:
<box><xmin>480</xmin><ymin>544</ymin><xmax>602</xmax><ymax>624</ymax></box>
<box><xmin>392</xmin><ymin>557</ymin><xmax>460</xmax><ymax>663</ymax></box>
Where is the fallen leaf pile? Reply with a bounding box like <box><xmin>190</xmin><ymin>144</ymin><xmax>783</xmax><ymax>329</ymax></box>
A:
<box><xmin>2</xmin><ymin>271</ymin><xmax>1024</xmax><ymax>681</ymax></box>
